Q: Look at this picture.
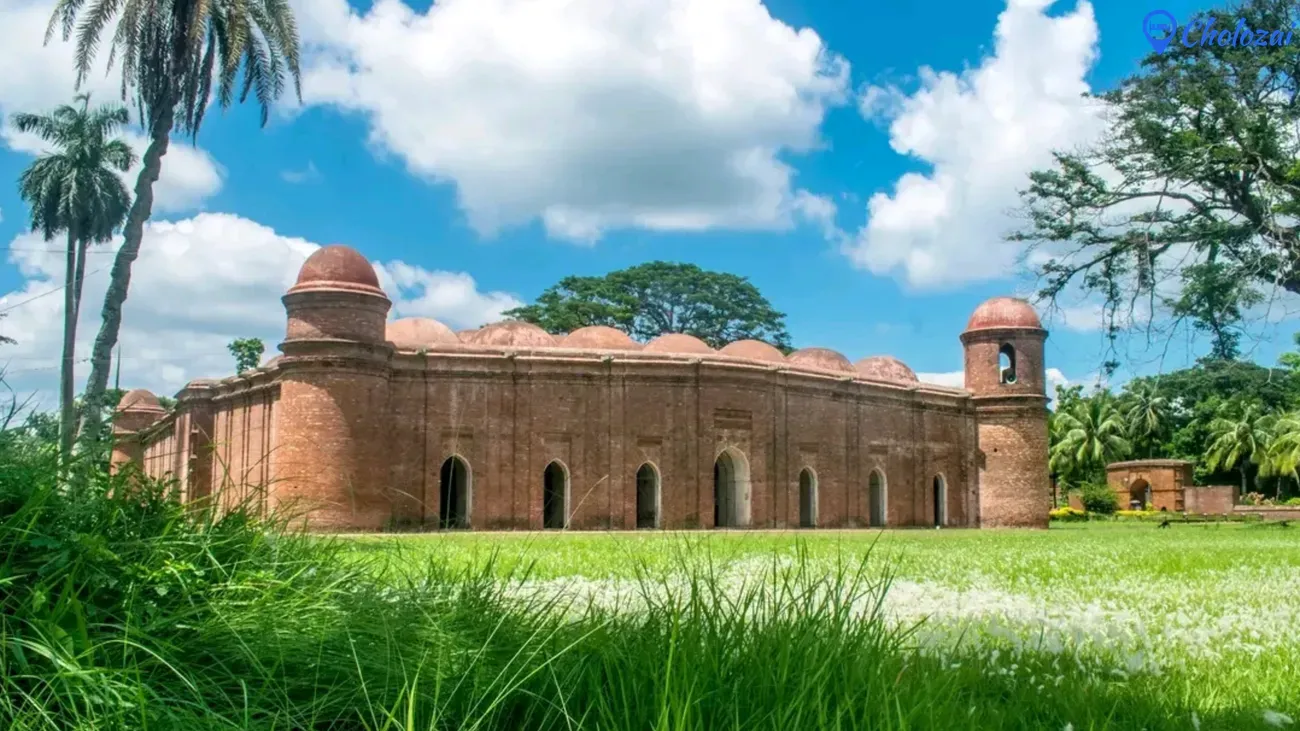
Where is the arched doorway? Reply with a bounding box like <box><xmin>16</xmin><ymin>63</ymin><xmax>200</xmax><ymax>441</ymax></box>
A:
<box><xmin>933</xmin><ymin>475</ymin><xmax>947</xmax><ymax>527</ymax></box>
<box><xmin>438</xmin><ymin>455</ymin><xmax>471</xmax><ymax>529</ymax></box>
<box><xmin>1128</xmin><ymin>479</ymin><xmax>1151</xmax><ymax>510</ymax></box>
<box><xmin>636</xmin><ymin>463</ymin><xmax>660</xmax><ymax>529</ymax></box>
<box><xmin>543</xmin><ymin>461</ymin><xmax>568</xmax><ymax>529</ymax></box>
<box><xmin>798</xmin><ymin>468</ymin><xmax>817</xmax><ymax>528</ymax></box>
<box><xmin>713</xmin><ymin>448</ymin><xmax>751</xmax><ymax>528</ymax></box>
<box><xmin>868</xmin><ymin>469</ymin><xmax>886</xmax><ymax>528</ymax></box>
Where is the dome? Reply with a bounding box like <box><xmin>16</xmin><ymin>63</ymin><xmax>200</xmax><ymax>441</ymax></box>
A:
<box><xmin>854</xmin><ymin>355</ymin><xmax>918</xmax><ymax>383</ymax></box>
<box><xmin>643</xmin><ymin>333</ymin><xmax>714</xmax><ymax>355</ymax></box>
<box><xmin>966</xmin><ymin>296</ymin><xmax>1042</xmax><ymax>331</ymax></box>
<box><xmin>386</xmin><ymin>317</ymin><xmax>459</xmax><ymax>350</ymax></box>
<box><xmin>289</xmin><ymin>245</ymin><xmax>383</xmax><ymax>295</ymax></box>
<box><xmin>560</xmin><ymin>326</ymin><xmax>641</xmax><ymax>350</ymax></box>
<box><xmin>456</xmin><ymin>328</ymin><xmax>480</xmax><ymax>341</ymax></box>
<box><xmin>117</xmin><ymin>389</ymin><xmax>164</xmax><ymax>413</ymax></box>
<box><xmin>786</xmin><ymin>347</ymin><xmax>853</xmax><ymax>373</ymax></box>
<box><xmin>464</xmin><ymin>320</ymin><xmax>557</xmax><ymax>348</ymax></box>
<box><xmin>719</xmin><ymin>339</ymin><xmax>784</xmax><ymax>363</ymax></box>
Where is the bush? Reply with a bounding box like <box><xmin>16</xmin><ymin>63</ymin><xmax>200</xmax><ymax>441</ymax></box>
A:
<box><xmin>1049</xmin><ymin>507</ymin><xmax>1087</xmax><ymax>522</ymax></box>
<box><xmin>1079</xmin><ymin>482</ymin><xmax>1119</xmax><ymax>515</ymax></box>
<box><xmin>1284</xmin><ymin>497</ymin><xmax>1300</xmax><ymax>506</ymax></box>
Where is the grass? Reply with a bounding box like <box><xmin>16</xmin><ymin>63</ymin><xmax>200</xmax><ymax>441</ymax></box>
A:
<box><xmin>3</xmin><ymin>418</ymin><xmax>1296</xmax><ymax>729</ymax></box>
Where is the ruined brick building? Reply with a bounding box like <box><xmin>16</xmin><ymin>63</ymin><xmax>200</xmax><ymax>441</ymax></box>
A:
<box><xmin>112</xmin><ymin>245</ymin><xmax>1052</xmax><ymax>531</ymax></box>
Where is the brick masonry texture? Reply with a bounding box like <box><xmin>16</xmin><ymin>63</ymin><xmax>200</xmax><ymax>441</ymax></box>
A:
<box><xmin>1106</xmin><ymin>460</ymin><xmax>1195</xmax><ymax>512</ymax></box>
<box><xmin>117</xmin><ymin>247</ymin><xmax>1054</xmax><ymax>532</ymax></box>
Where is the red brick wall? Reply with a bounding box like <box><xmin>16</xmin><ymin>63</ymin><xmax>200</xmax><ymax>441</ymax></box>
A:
<box><xmin>1185</xmin><ymin>485</ymin><xmax>1236</xmax><ymax>514</ymax></box>
<box><xmin>1106</xmin><ymin>461</ymin><xmax>1193</xmax><ymax>511</ymax></box>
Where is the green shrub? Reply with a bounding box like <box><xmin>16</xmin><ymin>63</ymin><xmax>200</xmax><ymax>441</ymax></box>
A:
<box><xmin>1285</xmin><ymin>497</ymin><xmax>1300</xmax><ymax>506</ymax></box>
<box><xmin>1079</xmin><ymin>482</ymin><xmax>1119</xmax><ymax>515</ymax></box>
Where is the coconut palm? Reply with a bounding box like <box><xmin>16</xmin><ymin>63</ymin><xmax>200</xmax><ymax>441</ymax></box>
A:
<box><xmin>1266</xmin><ymin>411</ymin><xmax>1300</xmax><ymax>499</ymax></box>
<box><xmin>1049</xmin><ymin>393</ymin><xmax>1132</xmax><ymax>483</ymax></box>
<box><xmin>1205</xmin><ymin>402</ymin><xmax>1276</xmax><ymax>495</ymax></box>
<box><xmin>46</xmin><ymin>0</ymin><xmax>302</xmax><ymax>440</ymax></box>
<box><xmin>13</xmin><ymin>94</ymin><xmax>135</xmax><ymax>466</ymax></box>
<box><xmin>1122</xmin><ymin>382</ymin><xmax>1170</xmax><ymax>458</ymax></box>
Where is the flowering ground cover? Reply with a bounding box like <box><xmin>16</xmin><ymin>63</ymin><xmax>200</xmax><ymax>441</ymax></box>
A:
<box><xmin>349</xmin><ymin>522</ymin><xmax>1300</xmax><ymax>726</ymax></box>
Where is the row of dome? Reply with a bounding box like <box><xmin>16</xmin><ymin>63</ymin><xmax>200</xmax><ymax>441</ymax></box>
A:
<box><xmin>384</xmin><ymin>318</ymin><xmax>920</xmax><ymax>383</ymax></box>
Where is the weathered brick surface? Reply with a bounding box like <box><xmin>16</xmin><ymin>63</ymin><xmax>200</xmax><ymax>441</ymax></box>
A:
<box><xmin>1185</xmin><ymin>485</ymin><xmax>1236</xmax><ymax>515</ymax></box>
<box><xmin>1106</xmin><ymin>460</ymin><xmax>1194</xmax><ymax>511</ymax></box>
<box><xmin>114</xmin><ymin>252</ymin><xmax>1052</xmax><ymax>533</ymax></box>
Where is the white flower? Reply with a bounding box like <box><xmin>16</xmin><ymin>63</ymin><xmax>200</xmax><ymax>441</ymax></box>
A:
<box><xmin>1264</xmin><ymin>710</ymin><xmax>1294</xmax><ymax>727</ymax></box>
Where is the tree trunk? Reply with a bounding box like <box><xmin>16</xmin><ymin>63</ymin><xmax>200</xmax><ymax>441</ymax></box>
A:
<box><xmin>78</xmin><ymin>103</ymin><xmax>175</xmax><ymax>446</ymax></box>
<box><xmin>58</xmin><ymin>228</ymin><xmax>78</xmax><ymax>474</ymax></box>
<box><xmin>1240</xmin><ymin>468</ymin><xmax>1247</xmax><ymax>497</ymax></box>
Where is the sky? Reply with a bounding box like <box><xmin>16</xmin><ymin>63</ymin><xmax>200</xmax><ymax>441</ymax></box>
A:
<box><xmin>0</xmin><ymin>0</ymin><xmax>1293</xmax><ymax>408</ymax></box>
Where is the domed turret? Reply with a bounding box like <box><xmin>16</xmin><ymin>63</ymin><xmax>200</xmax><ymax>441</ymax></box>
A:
<box><xmin>282</xmin><ymin>245</ymin><xmax>391</xmax><ymax>346</ymax></box>
<box><xmin>854</xmin><ymin>356</ymin><xmax>918</xmax><ymax>383</ymax></box>
<box><xmin>719</xmin><ymin>339</ymin><xmax>784</xmax><ymax>363</ymax></box>
<box><xmin>289</xmin><ymin>245</ymin><xmax>383</xmax><ymax>295</ymax></box>
<box><xmin>961</xmin><ymin>295</ymin><xmax>1050</xmax><ymax>529</ymax></box>
<box><xmin>560</xmin><ymin>326</ymin><xmax>641</xmax><ymax>350</ymax></box>
<box><xmin>786</xmin><ymin>347</ymin><xmax>853</xmax><ymax>373</ymax></box>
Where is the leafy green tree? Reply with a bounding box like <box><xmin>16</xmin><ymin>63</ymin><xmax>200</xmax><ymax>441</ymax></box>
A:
<box><xmin>13</xmin><ymin>94</ymin><xmax>135</xmax><ymax>468</ymax></box>
<box><xmin>1205</xmin><ymin>401</ymin><xmax>1276</xmax><ymax>494</ymax></box>
<box><xmin>1010</xmin><ymin>0</ymin><xmax>1300</xmax><ymax>369</ymax></box>
<box><xmin>505</xmin><ymin>262</ymin><xmax>792</xmax><ymax>349</ymax></box>
<box><xmin>228</xmin><ymin>338</ymin><xmax>265</xmax><ymax>374</ymax></box>
<box><xmin>48</xmin><ymin>0</ymin><xmax>303</xmax><ymax>445</ymax></box>
<box><xmin>1049</xmin><ymin>392</ymin><xmax>1132</xmax><ymax>489</ymax></box>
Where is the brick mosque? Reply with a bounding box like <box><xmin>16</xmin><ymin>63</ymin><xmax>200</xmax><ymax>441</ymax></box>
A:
<box><xmin>110</xmin><ymin>245</ymin><xmax>1053</xmax><ymax>531</ymax></box>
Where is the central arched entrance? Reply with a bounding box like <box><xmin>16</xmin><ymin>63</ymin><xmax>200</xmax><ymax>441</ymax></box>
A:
<box><xmin>713</xmin><ymin>448</ymin><xmax>751</xmax><ymax>528</ymax></box>
<box><xmin>933</xmin><ymin>475</ymin><xmax>947</xmax><ymax>527</ymax></box>
<box><xmin>543</xmin><ymin>461</ymin><xmax>569</xmax><ymax>529</ymax></box>
<box><xmin>438</xmin><ymin>455</ymin><xmax>471</xmax><ymax>529</ymax></box>
<box><xmin>868</xmin><ymin>469</ymin><xmax>886</xmax><ymax>528</ymax></box>
<box><xmin>636</xmin><ymin>463</ymin><xmax>660</xmax><ymax>529</ymax></box>
<box><xmin>1128</xmin><ymin>478</ymin><xmax>1151</xmax><ymax>510</ymax></box>
<box><xmin>798</xmin><ymin>468</ymin><xmax>817</xmax><ymax>528</ymax></box>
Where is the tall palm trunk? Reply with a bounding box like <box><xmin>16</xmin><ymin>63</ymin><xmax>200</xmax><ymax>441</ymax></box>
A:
<box><xmin>79</xmin><ymin>103</ymin><xmax>175</xmax><ymax>445</ymax></box>
<box><xmin>58</xmin><ymin>227</ymin><xmax>78</xmax><ymax>472</ymax></box>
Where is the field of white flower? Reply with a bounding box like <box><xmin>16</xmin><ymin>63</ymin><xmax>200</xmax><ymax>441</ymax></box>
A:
<box><xmin>350</xmin><ymin>522</ymin><xmax>1300</xmax><ymax>722</ymax></box>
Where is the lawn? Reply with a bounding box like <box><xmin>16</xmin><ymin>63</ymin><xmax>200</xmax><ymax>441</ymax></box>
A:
<box><xmin>345</xmin><ymin>522</ymin><xmax>1300</xmax><ymax>725</ymax></box>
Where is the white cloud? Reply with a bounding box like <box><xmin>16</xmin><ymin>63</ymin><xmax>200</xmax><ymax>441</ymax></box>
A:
<box><xmin>281</xmin><ymin>162</ymin><xmax>320</xmax><ymax>184</ymax></box>
<box><xmin>294</xmin><ymin>0</ymin><xmax>849</xmax><ymax>242</ymax></box>
<box><xmin>844</xmin><ymin>0</ymin><xmax>1107</xmax><ymax>288</ymax></box>
<box><xmin>0</xmin><ymin>0</ymin><xmax>224</xmax><ymax>213</ymax></box>
<box><xmin>0</xmin><ymin>213</ymin><xmax>521</xmax><ymax>404</ymax></box>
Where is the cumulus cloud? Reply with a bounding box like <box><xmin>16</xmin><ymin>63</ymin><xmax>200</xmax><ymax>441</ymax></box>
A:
<box><xmin>293</xmin><ymin>0</ymin><xmax>849</xmax><ymax>242</ymax></box>
<box><xmin>0</xmin><ymin>0</ymin><xmax>224</xmax><ymax>213</ymax></box>
<box><xmin>0</xmin><ymin>213</ymin><xmax>522</xmax><ymax>404</ymax></box>
<box><xmin>844</xmin><ymin>0</ymin><xmax>1107</xmax><ymax>288</ymax></box>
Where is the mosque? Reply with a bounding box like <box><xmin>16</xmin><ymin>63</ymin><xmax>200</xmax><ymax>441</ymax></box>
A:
<box><xmin>111</xmin><ymin>244</ymin><xmax>1052</xmax><ymax>531</ymax></box>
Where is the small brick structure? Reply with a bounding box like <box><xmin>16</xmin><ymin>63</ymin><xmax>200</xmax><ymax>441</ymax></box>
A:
<box><xmin>1184</xmin><ymin>485</ymin><xmax>1237</xmax><ymax>515</ymax></box>
<box><xmin>1106</xmin><ymin>459</ymin><xmax>1193</xmax><ymax>511</ymax></box>
<box><xmin>112</xmin><ymin>246</ymin><xmax>1053</xmax><ymax>532</ymax></box>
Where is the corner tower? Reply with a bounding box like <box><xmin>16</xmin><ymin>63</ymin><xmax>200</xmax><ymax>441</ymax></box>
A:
<box><xmin>961</xmin><ymin>297</ymin><xmax>1051</xmax><ymax>528</ymax></box>
<box><xmin>274</xmin><ymin>245</ymin><xmax>393</xmax><ymax>530</ymax></box>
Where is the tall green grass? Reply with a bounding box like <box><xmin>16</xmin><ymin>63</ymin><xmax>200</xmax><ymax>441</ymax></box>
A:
<box><xmin>0</xmin><ymin>421</ymin><xmax>1280</xmax><ymax>729</ymax></box>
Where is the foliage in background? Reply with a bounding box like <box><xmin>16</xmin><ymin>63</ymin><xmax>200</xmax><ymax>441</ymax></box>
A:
<box><xmin>1011</xmin><ymin>0</ymin><xmax>1300</xmax><ymax>372</ymax></box>
<box><xmin>505</xmin><ymin>261</ymin><xmax>793</xmax><ymax>350</ymax></box>
<box><xmin>227</xmin><ymin>337</ymin><xmax>265</xmax><ymax>374</ymax></box>
<box><xmin>13</xmin><ymin>94</ymin><xmax>135</xmax><ymax>468</ymax></box>
<box><xmin>1079</xmin><ymin>482</ymin><xmax>1120</xmax><ymax>515</ymax></box>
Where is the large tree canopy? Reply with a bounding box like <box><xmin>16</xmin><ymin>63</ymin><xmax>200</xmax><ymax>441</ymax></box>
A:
<box><xmin>1012</xmin><ymin>0</ymin><xmax>1300</xmax><ymax>369</ymax></box>
<box><xmin>505</xmin><ymin>262</ymin><xmax>792</xmax><ymax>350</ymax></box>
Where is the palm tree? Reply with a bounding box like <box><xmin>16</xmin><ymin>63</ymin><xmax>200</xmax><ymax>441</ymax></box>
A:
<box><xmin>46</xmin><ymin>0</ymin><xmax>302</xmax><ymax>440</ymax></box>
<box><xmin>1266</xmin><ymin>411</ymin><xmax>1300</xmax><ymax>500</ymax></box>
<box><xmin>1049</xmin><ymin>393</ymin><xmax>1132</xmax><ymax>484</ymax></box>
<box><xmin>1205</xmin><ymin>402</ymin><xmax>1276</xmax><ymax>496</ymax></box>
<box><xmin>13</xmin><ymin>94</ymin><xmax>134</xmax><ymax>466</ymax></box>
<box><xmin>1122</xmin><ymin>382</ymin><xmax>1170</xmax><ymax>458</ymax></box>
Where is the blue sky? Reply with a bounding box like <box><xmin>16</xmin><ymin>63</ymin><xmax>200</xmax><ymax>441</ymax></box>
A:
<box><xmin>0</xmin><ymin>0</ymin><xmax>1291</xmax><ymax>402</ymax></box>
